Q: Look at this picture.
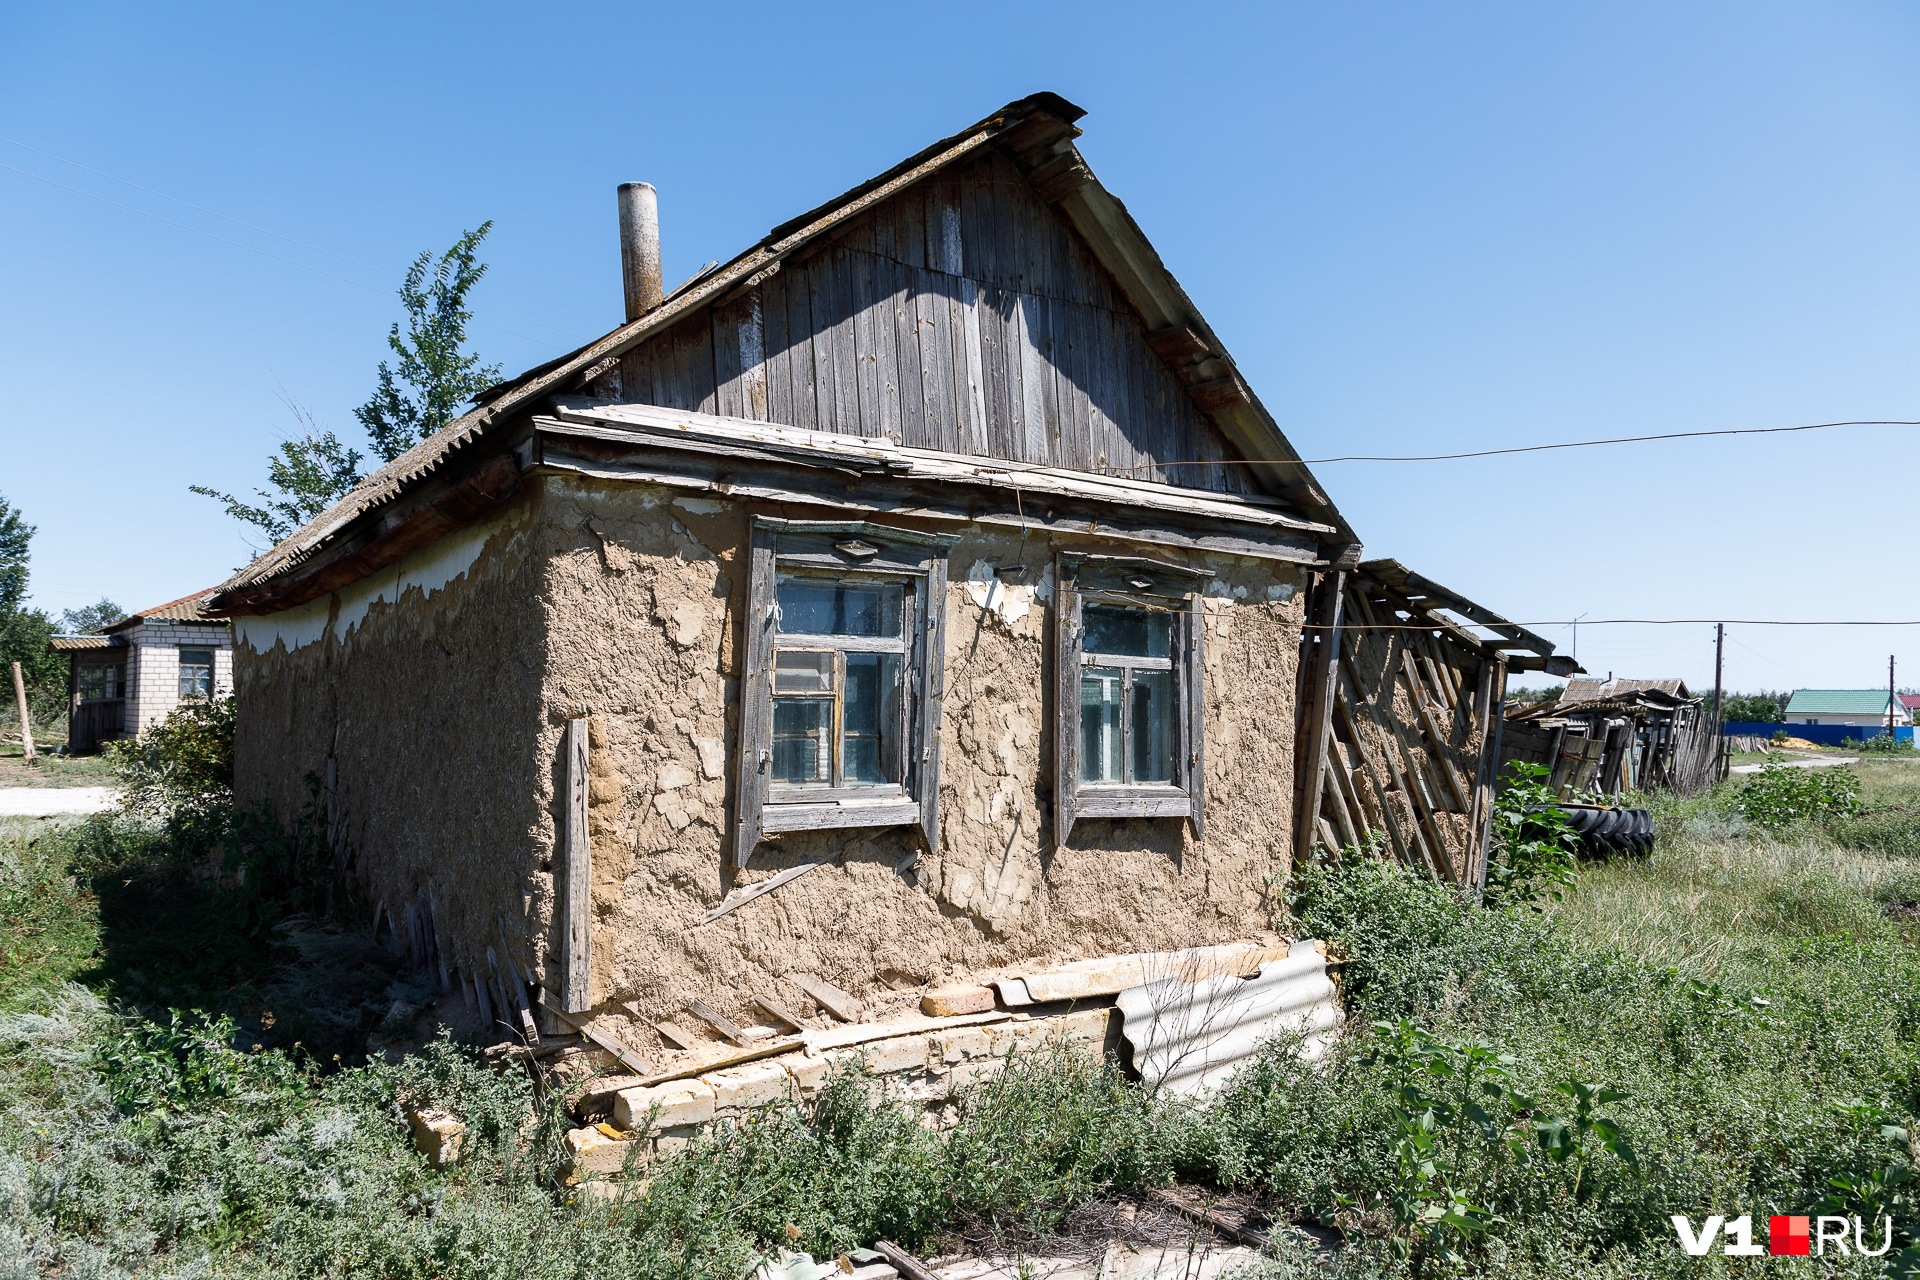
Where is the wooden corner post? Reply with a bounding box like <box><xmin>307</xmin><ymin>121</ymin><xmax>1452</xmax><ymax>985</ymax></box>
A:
<box><xmin>11</xmin><ymin>661</ymin><xmax>34</xmax><ymax>765</ymax></box>
<box><xmin>1291</xmin><ymin>572</ymin><xmax>1346</xmax><ymax>868</ymax></box>
<box><xmin>563</xmin><ymin>717</ymin><xmax>591</xmax><ymax>1014</ymax></box>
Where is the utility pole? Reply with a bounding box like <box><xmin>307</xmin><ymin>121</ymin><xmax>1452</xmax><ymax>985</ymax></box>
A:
<box><xmin>10</xmin><ymin>661</ymin><xmax>34</xmax><ymax>765</ymax></box>
<box><xmin>1713</xmin><ymin>624</ymin><xmax>1725</xmax><ymax>726</ymax></box>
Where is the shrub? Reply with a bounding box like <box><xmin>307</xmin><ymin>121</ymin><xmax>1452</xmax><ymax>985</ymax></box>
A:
<box><xmin>1484</xmin><ymin>762</ymin><xmax>1577</xmax><ymax>908</ymax></box>
<box><xmin>1737</xmin><ymin>762</ymin><xmax>1860</xmax><ymax>827</ymax></box>
<box><xmin>108</xmin><ymin>694</ymin><xmax>235</xmax><ymax>844</ymax></box>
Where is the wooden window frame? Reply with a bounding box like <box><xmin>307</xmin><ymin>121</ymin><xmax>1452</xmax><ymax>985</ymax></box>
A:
<box><xmin>1054</xmin><ymin>554</ymin><xmax>1209</xmax><ymax>846</ymax></box>
<box><xmin>178</xmin><ymin>648</ymin><xmax>214</xmax><ymax>700</ymax></box>
<box><xmin>733</xmin><ymin>517</ymin><xmax>955</xmax><ymax>868</ymax></box>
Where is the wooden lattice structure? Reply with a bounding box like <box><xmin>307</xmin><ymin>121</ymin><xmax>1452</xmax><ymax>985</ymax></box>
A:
<box><xmin>1298</xmin><ymin>560</ymin><xmax>1578</xmax><ymax>886</ymax></box>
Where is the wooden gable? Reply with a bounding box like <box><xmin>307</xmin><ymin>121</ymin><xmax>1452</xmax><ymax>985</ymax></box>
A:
<box><xmin>613</xmin><ymin>149</ymin><xmax>1257</xmax><ymax>496</ymax></box>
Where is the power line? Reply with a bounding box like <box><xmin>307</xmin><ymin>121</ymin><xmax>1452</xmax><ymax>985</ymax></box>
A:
<box><xmin>0</xmin><ymin>148</ymin><xmax>584</xmax><ymax>347</ymax></box>
<box><xmin>1112</xmin><ymin>419</ymin><xmax>1920</xmax><ymax>472</ymax></box>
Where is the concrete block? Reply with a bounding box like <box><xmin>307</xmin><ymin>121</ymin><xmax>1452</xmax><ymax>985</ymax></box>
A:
<box><xmin>860</xmin><ymin>1033</ymin><xmax>929</xmax><ymax>1075</ymax></box>
<box><xmin>706</xmin><ymin>1060</ymin><xmax>789</xmax><ymax>1111</ymax></box>
<box><xmin>565</xmin><ymin>1126</ymin><xmax>636</xmax><ymax>1176</ymax></box>
<box><xmin>949</xmin><ymin>1059</ymin><xmax>1005</xmax><ymax>1090</ymax></box>
<box><xmin>407</xmin><ymin>1108</ymin><xmax>465</xmax><ymax>1168</ymax></box>
<box><xmin>783</xmin><ymin>1053</ymin><xmax>830</xmax><ymax>1097</ymax></box>
<box><xmin>920</xmin><ymin>983</ymin><xmax>996</xmax><ymax>1016</ymax></box>
<box><xmin>929</xmin><ymin>1027</ymin><xmax>993</xmax><ymax>1063</ymax></box>
<box><xmin>574</xmin><ymin>1177</ymin><xmax>650</xmax><ymax>1205</ymax></box>
<box><xmin>614</xmin><ymin>1078</ymin><xmax>715</xmax><ymax>1130</ymax></box>
<box><xmin>653</xmin><ymin>1124</ymin><xmax>700</xmax><ymax>1158</ymax></box>
<box><xmin>1059</xmin><ymin>1008</ymin><xmax>1115</xmax><ymax>1043</ymax></box>
<box><xmin>894</xmin><ymin>1070</ymin><xmax>951</xmax><ymax>1103</ymax></box>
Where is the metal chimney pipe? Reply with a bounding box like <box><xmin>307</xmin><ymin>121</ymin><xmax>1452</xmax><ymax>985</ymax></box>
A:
<box><xmin>617</xmin><ymin>182</ymin><xmax>662</xmax><ymax>321</ymax></box>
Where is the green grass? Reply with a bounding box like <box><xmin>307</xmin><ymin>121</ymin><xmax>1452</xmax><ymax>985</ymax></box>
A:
<box><xmin>7</xmin><ymin>770</ymin><xmax>1920</xmax><ymax>1278</ymax></box>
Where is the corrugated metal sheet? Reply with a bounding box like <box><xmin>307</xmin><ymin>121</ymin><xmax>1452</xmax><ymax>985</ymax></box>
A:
<box><xmin>1116</xmin><ymin>939</ymin><xmax>1341</xmax><ymax>1097</ymax></box>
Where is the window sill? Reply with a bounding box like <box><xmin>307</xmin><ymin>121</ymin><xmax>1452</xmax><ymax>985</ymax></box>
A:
<box><xmin>762</xmin><ymin>796</ymin><xmax>921</xmax><ymax>833</ymax></box>
<box><xmin>1073</xmin><ymin>786</ymin><xmax>1191</xmax><ymax>820</ymax></box>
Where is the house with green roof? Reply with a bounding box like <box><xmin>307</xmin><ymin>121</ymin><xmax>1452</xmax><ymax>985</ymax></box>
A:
<box><xmin>1783</xmin><ymin>688</ymin><xmax>1911</xmax><ymax>729</ymax></box>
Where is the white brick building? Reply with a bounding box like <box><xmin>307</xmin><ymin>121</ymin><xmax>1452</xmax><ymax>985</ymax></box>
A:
<box><xmin>50</xmin><ymin>589</ymin><xmax>233</xmax><ymax>750</ymax></box>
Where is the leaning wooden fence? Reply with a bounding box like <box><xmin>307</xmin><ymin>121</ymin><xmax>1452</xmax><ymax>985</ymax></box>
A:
<box><xmin>1299</xmin><ymin>560</ymin><xmax>1573</xmax><ymax>888</ymax></box>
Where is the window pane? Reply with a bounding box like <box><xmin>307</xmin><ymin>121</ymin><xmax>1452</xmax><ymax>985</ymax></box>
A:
<box><xmin>78</xmin><ymin>667</ymin><xmax>104</xmax><ymax>700</ymax></box>
<box><xmin>1083</xmin><ymin>604</ymin><xmax>1170</xmax><ymax>658</ymax></box>
<box><xmin>773</xmin><ymin>649</ymin><xmax>835</xmax><ymax>694</ymax></box>
<box><xmin>772</xmin><ymin>698</ymin><xmax>833</xmax><ymax>785</ymax></box>
<box><xmin>105</xmin><ymin>665</ymin><xmax>120</xmax><ymax>699</ymax></box>
<box><xmin>842</xmin><ymin>652</ymin><xmax>902</xmax><ymax>785</ymax></box>
<box><xmin>777</xmin><ymin>577</ymin><xmax>904</xmax><ymax>638</ymax></box>
<box><xmin>1079</xmin><ymin>667</ymin><xmax>1123</xmax><ymax>783</ymax></box>
<box><xmin>179</xmin><ymin>648</ymin><xmax>214</xmax><ymax>667</ymax></box>
<box><xmin>1132</xmin><ymin>669</ymin><xmax>1176</xmax><ymax>783</ymax></box>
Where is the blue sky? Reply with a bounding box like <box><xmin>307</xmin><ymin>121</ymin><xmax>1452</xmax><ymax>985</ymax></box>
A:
<box><xmin>3</xmin><ymin>2</ymin><xmax>1916</xmax><ymax>693</ymax></box>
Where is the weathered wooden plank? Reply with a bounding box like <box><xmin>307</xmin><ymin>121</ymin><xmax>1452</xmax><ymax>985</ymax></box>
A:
<box><xmin>704</xmin><ymin>856</ymin><xmax>829</xmax><ymax>920</ymax></box>
<box><xmin>790</xmin><ymin>974</ymin><xmax>864</xmax><ymax>1023</ymax></box>
<box><xmin>563</xmin><ymin>718</ymin><xmax>591</xmax><ymax>1014</ymax></box>
<box><xmin>978</xmin><ymin>284</ymin><xmax>1016</xmax><ymax>460</ymax></box>
<box><xmin>886</xmin><ymin>257</ymin><xmax>925</xmax><ymax>444</ymax></box>
<box><xmin>749</xmin><ymin>992</ymin><xmax>804</xmax><ymax>1032</ymax></box>
<box><xmin>732</xmin><ymin>531</ymin><xmax>776</xmax><ymax>868</ymax></box>
<box><xmin>806</xmin><ymin>256</ymin><xmax>844</xmax><ymax>430</ymax></box>
<box><xmin>919</xmin><ymin>554</ymin><xmax>949</xmax><ymax>854</ymax></box>
<box><xmin>1185</xmin><ymin>593</ymin><xmax>1205</xmax><ymax>839</ymax></box>
<box><xmin>919</xmin><ymin>267</ymin><xmax>960</xmax><ymax>452</ymax></box>
<box><xmin>1055</xmin><ymin>575</ymin><xmax>1082</xmax><ymax>846</ymax></box>
<box><xmin>1339</xmin><ymin>653</ymin><xmax>1436</xmax><ymax>876</ymax></box>
<box><xmin>1291</xmin><ymin>572</ymin><xmax>1344</xmax><ymax>867</ymax></box>
<box><xmin>1014</xmin><ymin>292</ymin><xmax>1050</xmax><ymax>465</ymax></box>
<box><xmin>761</xmin><ymin>276</ymin><xmax>794</xmax><ymax>427</ymax></box>
<box><xmin>685</xmin><ymin>998</ymin><xmax>751</xmax><ymax>1047</ymax></box>
<box><xmin>682</xmin><ymin>314</ymin><xmax>718</xmax><ymax>414</ymax></box>
<box><xmin>711</xmin><ymin>299</ymin><xmax>746</xmax><ymax>419</ymax></box>
<box><xmin>849</xmin><ymin>249</ymin><xmax>884</xmax><ymax>439</ymax></box>
<box><xmin>827</xmin><ymin>248</ymin><xmax>863</xmax><ymax>432</ymax></box>
<box><xmin>1401</xmin><ymin>652</ymin><xmax>1471</xmax><ymax>813</ymax></box>
<box><xmin>785</xmin><ymin>260</ymin><xmax>819</xmax><ymax>429</ymax></box>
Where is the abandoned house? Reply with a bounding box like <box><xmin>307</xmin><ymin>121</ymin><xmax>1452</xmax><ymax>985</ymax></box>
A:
<box><xmin>210</xmin><ymin>95</ymin><xmax>1575</xmax><ymax>1127</ymax></box>
<box><xmin>50</xmin><ymin>589</ymin><xmax>232</xmax><ymax>753</ymax></box>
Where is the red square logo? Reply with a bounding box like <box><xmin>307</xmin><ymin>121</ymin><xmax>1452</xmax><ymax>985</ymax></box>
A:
<box><xmin>1770</xmin><ymin>1216</ymin><xmax>1810</xmax><ymax>1256</ymax></box>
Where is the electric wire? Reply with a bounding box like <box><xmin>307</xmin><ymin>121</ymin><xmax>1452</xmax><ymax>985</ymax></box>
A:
<box><xmin>1114</xmin><ymin>419</ymin><xmax>1920</xmax><ymax>472</ymax></box>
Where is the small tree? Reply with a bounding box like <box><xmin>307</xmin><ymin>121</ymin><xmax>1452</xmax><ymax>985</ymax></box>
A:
<box><xmin>354</xmin><ymin>223</ymin><xmax>503</xmax><ymax>464</ymax></box>
<box><xmin>0</xmin><ymin>494</ymin><xmax>66</xmax><ymax>721</ymax></box>
<box><xmin>59</xmin><ymin>598</ymin><xmax>124</xmax><ymax>634</ymax></box>
<box><xmin>196</xmin><ymin>224</ymin><xmax>498</xmax><ymax>545</ymax></box>
<box><xmin>190</xmin><ymin>419</ymin><xmax>363</xmax><ymax>544</ymax></box>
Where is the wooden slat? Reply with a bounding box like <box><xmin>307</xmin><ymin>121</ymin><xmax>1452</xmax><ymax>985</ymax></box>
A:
<box><xmin>1055</xmin><ymin>571</ymin><xmax>1082</xmax><ymax>846</ymax></box>
<box><xmin>918</xmin><ymin>267</ymin><xmax>958</xmax><ymax>452</ymax></box>
<box><xmin>732</xmin><ymin>530</ymin><xmax>776</xmax><ymax>868</ymax></box>
<box><xmin>762</xmin><ymin>275</ymin><xmax>794</xmax><ymax>428</ymax></box>
<box><xmin>1320</xmin><ymin>754</ymin><xmax>1361</xmax><ymax>852</ymax></box>
<box><xmin>1291</xmin><ymin>571</ymin><xmax>1345</xmax><ymax>866</ymax></box>
<box><xmin>1333</xmin><ymin>683</ymin><xmax>1413</xmax><ymax>867</ymax></box>
<box><xmin>685</xmin><ymin>998</ymin><xmax>751</xmax><ymax>1047</ymax></box>
<box><xmin>1185</xmin><ymin>592</ymin><xmax>1205</xmax><ymax>839</ymax></box>
<box><xmin>1400</xmin><ymin>653</ymin><xmax>1471</xmax><ymax>813</ymax></box>
<box><xmin>919</xmin><ymin>555</ymin><xmax>950</xmax><ymax>853</ymax></box>
<box><xmin>786</xmin><ymin>260</ymin><xmax>819</xmax><ymax>430</ymax></box>
<box><xmin>790</xmin><ymin>974</ymin><xmax>864</xmax><ymax>1023</ymax></box>
<box><xmin>563</xmin><ymin>717</ymin><xmax>591</xmax><ymax>1013</ymax></box>
<box><xmin>1340</xmin><ymin>653</ymin><xmax>1444</xmax><ymax>881</ymax></box>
